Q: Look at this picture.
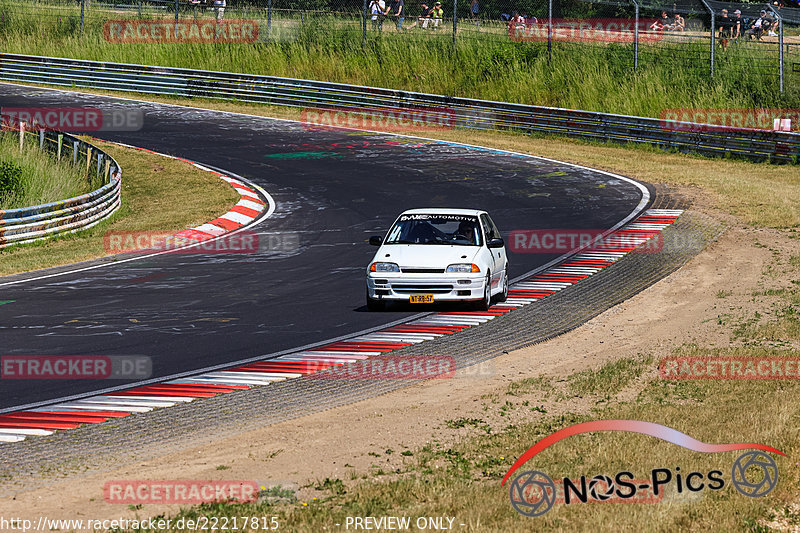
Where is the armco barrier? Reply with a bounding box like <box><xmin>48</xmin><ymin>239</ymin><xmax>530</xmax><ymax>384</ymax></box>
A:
<box><xmin>0</xmin><ymin>123</ymin><xmax>121</xmax><ymax>248</ymax></box>
<box><xmin>0</xmin><ymin>53</ymin><xmax>798</xmax><ymax>163</ymax></box>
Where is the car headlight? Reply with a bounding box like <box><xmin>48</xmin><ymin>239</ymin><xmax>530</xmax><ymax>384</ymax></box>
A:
<box><xmin>370</xmin><ymin>262</ymin><xmax>400</xmax><ymax>272</ymax></box>
<box><xmin>446</xmin><ymin>263</ymin><xmax>481</xmax><ymax>273</ymax></box>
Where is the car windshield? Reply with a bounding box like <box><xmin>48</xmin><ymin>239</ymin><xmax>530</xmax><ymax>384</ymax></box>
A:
<box><xmin>384</xmin><ymin>214</ymin><xmax>483</xmax><ymax>246</ymax></box>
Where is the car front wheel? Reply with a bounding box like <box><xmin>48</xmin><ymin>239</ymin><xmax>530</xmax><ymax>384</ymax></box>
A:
<box><xmin>366</xmin><ymin>289</ymin><xmax>385</xmax><ymax>311</ymax></box>
<box><xmin>474</xmin><ymin>273</ymin><xmax>491</xmax><ymax>311</ymax></box>
<box><xmin>498</xmin><ymin>270</ymin><xmax>508</xmax><ymax>302</ymax></box>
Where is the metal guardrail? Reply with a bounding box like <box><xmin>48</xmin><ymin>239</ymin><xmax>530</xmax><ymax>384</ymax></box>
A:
<box><xmin>0</xmin><ymin>52</ymin><xmax>798</xmax><ymax>163</ymax></box>
<box><xmin>0</xmin><ymin>123</ymin><xmax>122</xmax><ymax>248</ymax></box>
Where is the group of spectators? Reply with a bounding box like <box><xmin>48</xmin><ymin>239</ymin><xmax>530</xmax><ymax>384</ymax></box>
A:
<box><xmin>649</xmin><ymin>11</ymin><xmax>685</xmax><ymax>31</ymax></box>
<box><xmin>718</xmin><ymin>6</ymin><xmax>780</xmax><ymax>48</ymax></box>
<box><xmin>199</xmin><ymin>0</ymin><xmax>793</xmax><ymax>40</ymax></box>
<box><xmin>647</xmin><ymin>6</ymin><xmax>783</xmax><ymax>49</ymax></box>
<box><xmin>370</xmin><ymin>0</ymin><xmax>458</xmax><ymax>30</ymax></box>
<box><xmin>188</xmin><ymin>0</ymin><xmax>226</xmax><ymax>21</ymax></box>
<box><xmin>368</xmin><ymin>0</ymin><xmax>483</xmax><ymax>31</ymax></box>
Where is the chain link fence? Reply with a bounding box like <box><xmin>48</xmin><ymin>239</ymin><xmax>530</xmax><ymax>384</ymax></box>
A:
<box><xmin>0</xmin><ymin>0</ymin><xmax>797</xmax><ymax>92</ymax></box>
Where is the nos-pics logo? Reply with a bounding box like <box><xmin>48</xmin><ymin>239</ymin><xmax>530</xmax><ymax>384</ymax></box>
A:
<box><xmin>501</xmin><ymin>420</ymin><xmax>783</xmax><ymax>517</ymax></box>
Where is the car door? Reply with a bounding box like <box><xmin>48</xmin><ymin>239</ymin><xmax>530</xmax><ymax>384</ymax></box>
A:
<box><xmin>480</xmin><ymin>213</ymin><xmax>507</xmax><ymax>292</ymax></box>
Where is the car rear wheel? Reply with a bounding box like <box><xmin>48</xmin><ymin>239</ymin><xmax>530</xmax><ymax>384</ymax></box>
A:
<box><xmin>366</xmin><ymin>289</ymin><xmax>385</xmax><ymax>311</ymax></box>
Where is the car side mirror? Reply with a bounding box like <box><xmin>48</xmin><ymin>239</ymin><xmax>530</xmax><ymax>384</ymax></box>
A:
<box><xmin>488</xmin><ymin>238</ymin><xmax>504</xmax><ymax>249</ymax></box>
<box><xmin>369</xmin><ymin>236</ymin><xmax>383</xmax><ymax>246</ymax></box>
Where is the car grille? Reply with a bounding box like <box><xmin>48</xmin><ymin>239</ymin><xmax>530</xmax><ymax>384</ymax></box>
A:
<box><xmin>392</xmin><ymin>284</ymin><xmax>453</xmax><ymax>294</ymax></box>
<box><xmin>400</xmin><ymin>268</ymin><xmax>445</xmax><ymax>274</ymax></box>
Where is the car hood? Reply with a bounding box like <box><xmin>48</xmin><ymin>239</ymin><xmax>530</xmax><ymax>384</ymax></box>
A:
<box><xmin>373</xmin><ymin>244</ymin><xmax>480</xmax><ymax>268</ymax></box>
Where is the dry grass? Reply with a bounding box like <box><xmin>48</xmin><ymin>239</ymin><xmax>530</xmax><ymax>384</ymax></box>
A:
<box><xmin>0</xmin><ymin>140</ymin><xmax>238</xmax><ymax>276</ymax></box>
<box><xmin>121</xmin><ymin>247</ymin><xmax>800</xmax><ymax>532</ymax></box>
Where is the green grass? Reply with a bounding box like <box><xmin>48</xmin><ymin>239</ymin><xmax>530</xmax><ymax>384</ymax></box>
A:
<box><xmin>0</xmin><ymin>0</ymin><xmax>797</xmax><ymax>118</ymax></box>
<box><xmin>567</xmin><ymin>354</ymin><xmax>652</xmax><ymax>397</ymax></box>
<box><xmin>0</xmin><ymin>132</ymin><xmax>97</xmax><ymax>210</ymax></box>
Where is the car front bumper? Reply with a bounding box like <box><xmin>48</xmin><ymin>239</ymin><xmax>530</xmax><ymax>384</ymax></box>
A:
<box><xmin>366</xmin><ymin>273</ymin><xmax>487</xmax><ymax>302</ymax></box>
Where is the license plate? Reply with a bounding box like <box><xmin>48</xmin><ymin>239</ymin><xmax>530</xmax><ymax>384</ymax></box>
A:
<box><xmin>409</xmin><ymin>294</ymin><xmax>434</xmax><ymax>304</ymax></box>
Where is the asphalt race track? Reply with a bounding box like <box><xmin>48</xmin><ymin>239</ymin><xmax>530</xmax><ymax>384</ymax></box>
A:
<box><xmin>0</xmin><ymin>84</ymin><xmax>648</xmax><ymax>411</ymax></box>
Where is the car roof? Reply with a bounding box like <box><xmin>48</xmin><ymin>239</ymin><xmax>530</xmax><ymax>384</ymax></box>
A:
<box><xmin>399</xmin><ymin>208</ymin><xmax>487</xmax><ymax>216</ymax></box>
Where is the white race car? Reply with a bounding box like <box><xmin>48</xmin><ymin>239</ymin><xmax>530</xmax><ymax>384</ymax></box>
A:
<box><xmin>366</xmin><ymin>208</ymin><xmax>509</xmax><ymax>311</ymax></box>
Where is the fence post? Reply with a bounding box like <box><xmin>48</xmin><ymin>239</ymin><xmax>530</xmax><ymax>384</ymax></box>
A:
<box><xmin>73</xmin><ymin>141</ymin><xmax>79</xmax><ymax>164</ymax></box>
<box><xmin>362</xmin><ymin>0</ymin><xmax>367</xmax><ymax>46</ymax></box>
<box><xmin>779</xmin><ymin>19</ymin><xmax>784</xmax><ymax>94</ymax></box>
<box><xmin>452</xmin><ymin>0</ymin><xmax>457</xmax><ymax>44</ymax></box>
<box><xmin>547</xmin><ymin>0</ymin><xmax>553</xmax><ymax>62</ymax></box>
<box><xmin>18</xmin><ymin>122</ymin><xmax>24</xmax><ymax>152</ymax></box>
<box><xmin>39</xmin><ymin>129</ymin><xmax>44</xmax><ymax>150</ymax></box>
<box><xmin>57</xmin><ymin>134</ymin><xmax>63</xmax><ymax>160</ymax></box>
<box><xmin>700</xmin><ymin>0</ymin><xmax>715</xmax><ymax>78</ymax></box>
<box><xmin>267</xmin><ymin>0</ymin><xmax>272</xmax><ymax>36</ymax></box>
<box><xmin>770</xmin><ymin>4</ymin><xmax>783</xmax><ymax>94</ymax></box>
<box><xmin>175</xmin><ymin>0</ymin><xmax>179</xmax><ymax>34</ymax></box>
<box><xmin>632</xmin><ymin>0</ymin><xmax>639</xmax><ymax>70</ymax></box>
<box><xmin>80</xmin><ymin>0</ymin><xmax>85</xmax><ymax>34</ymax></box>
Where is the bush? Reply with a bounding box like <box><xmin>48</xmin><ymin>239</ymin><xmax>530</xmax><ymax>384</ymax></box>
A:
<box><xmin>0</xmin><ymin>160</ymin><xmax>23</xmax><ymax>199</ymax></box>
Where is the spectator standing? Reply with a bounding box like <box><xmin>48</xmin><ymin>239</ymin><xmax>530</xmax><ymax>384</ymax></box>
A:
<box><xmin>213</xmin><ymin>0</ymin><xmax>225</xmax><ymax>21</ymax></box>
<box><xmin>470</xmin><ymin>0</ymin><xmax>479</xmax><ymax>21</ymax></box>
<box><xmin>385</xmin><ymin>0</ymin><xmax>405</xmax><ymax>30</ymax></box>
<box><xmin>718</xmin><ymin>9</ymin><xmax>732</xmax><ymax>48</ymax></box>
<box><xmin>732</xmin><ymin>10</ymin><xmax>742</xmax><ymax>40</ymax></box>
<box><xmin>369</xmin><ymin>0</ymin><xmax>386</xmax><ymax>30</ymax></box>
